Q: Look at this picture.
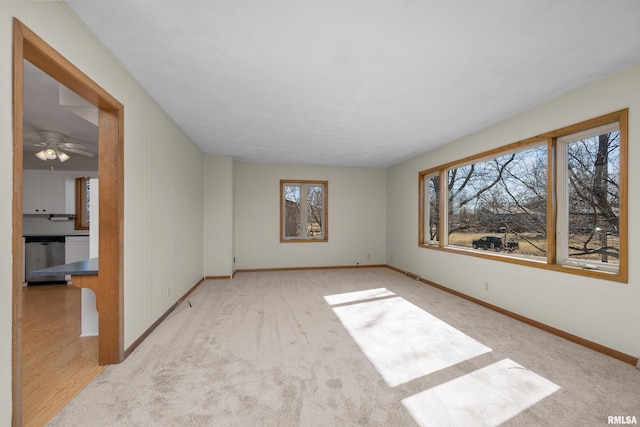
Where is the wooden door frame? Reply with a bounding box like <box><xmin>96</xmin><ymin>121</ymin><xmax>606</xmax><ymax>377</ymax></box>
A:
<box><xmin>12</xmin><ymin>19</ymin><xmax>124</xmax><ymax>425</ymax></box>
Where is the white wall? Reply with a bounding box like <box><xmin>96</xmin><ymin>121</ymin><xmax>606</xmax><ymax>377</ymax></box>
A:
<box><xmin>387</xmin><ymin>64</ymin><xmax>640</xmax><ymax>359</ymax></box>
<box><xmin>0</xmin><ymin>2</ymin><xmax>204</xmax><ymax>422</ymax></box>
<box><xmin>122</xmin><ymin>65</ymin><xmax>204</xmax><ymax>347</ymax></box>
<box><xmin>0</xmin><ymin>2</ymin><xmax>17</xmax><ymax>422</ymax></box>
<box><xmin>203</xmin><ymin>155</ymin><xmax>233</xmax><ymax>277</ymax></box>
<box><xmin>234</xmin><ymin>162</ymin><xmax>387</xmax><ymax>269</ymax></box>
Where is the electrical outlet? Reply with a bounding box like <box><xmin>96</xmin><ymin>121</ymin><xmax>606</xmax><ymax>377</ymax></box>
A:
<box><xmin>367</xmin><ymin>254</ymin><xmax>371</xmax><ymax>260</ymax></box>
<box><xmin>168</xmin><ymin>288</ymin><xmax>171</xmax><ymax>297</ymax></box>
<box><xmin>484</xmin><ymin>281</ymin><xmax>489</xmax><ymax>291</ymax></box>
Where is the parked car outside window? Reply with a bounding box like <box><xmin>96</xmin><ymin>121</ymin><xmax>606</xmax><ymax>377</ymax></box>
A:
<box><xmin>472</xmin><ymin>236</ymin><xmax>503</xmax><ymax>250</ymax></box>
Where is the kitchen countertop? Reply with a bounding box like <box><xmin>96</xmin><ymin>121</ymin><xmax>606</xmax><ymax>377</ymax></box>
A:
<box><xmin>30</xmin><ymin>257</ymin><xmax>98</xmax><ymax>276</ymax></box>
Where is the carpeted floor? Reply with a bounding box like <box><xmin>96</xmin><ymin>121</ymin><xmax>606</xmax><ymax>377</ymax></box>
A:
<box><xmin>49</xmin><ymin>268</ymin><xmax>640</xmax><ymax>426</ymax></box>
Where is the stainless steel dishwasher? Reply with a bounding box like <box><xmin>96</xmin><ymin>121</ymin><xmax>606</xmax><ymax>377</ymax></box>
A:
<box><xmin>24</xmin><ymin>236</ymin><xmax>66</xmax><ymax>285</ymax></box>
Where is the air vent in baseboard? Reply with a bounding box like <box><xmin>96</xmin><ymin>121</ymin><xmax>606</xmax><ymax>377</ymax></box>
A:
<box><xmin>405</xmin><ymin>271</ymin><xmax>420</xmax><ymax>280</ymax></box>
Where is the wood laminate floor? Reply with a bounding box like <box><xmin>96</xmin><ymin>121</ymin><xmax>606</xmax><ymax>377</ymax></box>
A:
<box><xmin>22</xmin><ymin>284</ymin><xmax>105</xmax><ymax>427</ymax></box>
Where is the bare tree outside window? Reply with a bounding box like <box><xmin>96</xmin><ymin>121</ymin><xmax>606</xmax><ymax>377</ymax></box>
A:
<box><xmin>281</xmin><ymin>180</ymin><xmax>328</xmax><ymax>242</ymax></box>
<box><xmin>445</xmin><ymin>145</ymin><xmax>548</xmax><ymax>260</ymax></box>
<box><xmin>565</xmin><ymin>129</ymin><xmax>620</xmax><ymax>265</ymax></box>
<box><xmin>306</xmin><ymin>185</ymin><xmax>324</xmax><ymax>237</ymax></box>
<box><xmin>418</xmin><ymin>110</ymin><xmax>627</xmax><ymax>281</ymax></box>
<box><xmin>426</xmin><ymin>175</ymin><xmax>440</xmax><ymax>243</ymax></box>
<box><xmin>283</xmin><ymin>185</ymin><xmax>301</xmax><ymax>238</ymax></box>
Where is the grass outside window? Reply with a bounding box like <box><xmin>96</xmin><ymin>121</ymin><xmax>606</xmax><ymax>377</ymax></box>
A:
<box><xmin>419</xmin><ymin>110</ymin><xmax>628</xmax><ymax>282</ymax></box>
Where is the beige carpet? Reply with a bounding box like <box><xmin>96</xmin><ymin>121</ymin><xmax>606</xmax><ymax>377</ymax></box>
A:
<box><xmin>49</xmin><ymin>268</ymin><xmax>640</xmax><ymax>426</ymax></box>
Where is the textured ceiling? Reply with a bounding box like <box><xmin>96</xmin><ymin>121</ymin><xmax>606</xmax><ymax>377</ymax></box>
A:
<box><xmin>23</xmin><ymin>60</ymin><xmax>99</xmax><ymax>171</ymax></box>
<box><xmin>65</xmin><ymin>0</ymin><xmax>640</xmax><ymax>167</ymax></box>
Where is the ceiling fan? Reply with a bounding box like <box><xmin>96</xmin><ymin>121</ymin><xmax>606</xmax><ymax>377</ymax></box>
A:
<box><xmin>31</xmin><ymin>130</ymin><xmax>96</xmax><ymax>162</ymax></box>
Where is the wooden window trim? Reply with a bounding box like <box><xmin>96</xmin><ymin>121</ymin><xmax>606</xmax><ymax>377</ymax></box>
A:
<box><xmin>418</xmin><ymin>109</ymin><xmax>628</xmax><ymax>283</ymax></box>
<box><xmin>418</xmin><ymin>171</ymin><xmax>440</xmax><ymax>247</ymax></box>
<box><xmin>280</xmin><ymin>180</ymin><xmax>328</xmax><ymax>243</ymax></box>
<box><xmin>75</xmin><ymin>177</ymin><xmax>90</xmax><ymax>230</ymax></box>
<box><xmin>13</xmin><ymin>18</ymin><xmax>125</xmax><ymax>426</ymax></box>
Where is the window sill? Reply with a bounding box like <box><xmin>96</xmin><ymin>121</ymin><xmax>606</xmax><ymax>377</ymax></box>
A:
<box><xmin>281</xmin><ymin>238</ymin><xmax>328</xmax><ymax>243</ymax></box>
<box><xmin>418</xmin><ymin>244</ymin><xmax>627</xmax><ymax>283</ymax></box>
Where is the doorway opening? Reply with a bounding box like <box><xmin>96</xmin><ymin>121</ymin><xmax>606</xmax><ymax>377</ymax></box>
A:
<box><xmin>12</xmin><ymin>19</ymin><xmax>124</xmax><ymax>425</ymax></box>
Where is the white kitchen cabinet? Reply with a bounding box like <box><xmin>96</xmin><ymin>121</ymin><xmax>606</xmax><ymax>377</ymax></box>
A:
<box><xmin>65</xmin><ymin>235</ymin><xmax>98</xmax><ymax>337</ymax></box>
<box><xmin>23</xmin><ymin>170</ymin><xmax>69</xmax><ymax>214</ymax></box>
<box><xmin>65</xmin><ymin>236</ymin><xmax>90</xmax><ymax>263</ymax></box>
<box><xmin>22</xmin><ymin>172</ymin><xmax>43</xmax><ymax>213</ymax></box>
<box><xmin>65</xmin><ymin>235</ymin><xmax>90</xmax><ymax>282</ymax></box>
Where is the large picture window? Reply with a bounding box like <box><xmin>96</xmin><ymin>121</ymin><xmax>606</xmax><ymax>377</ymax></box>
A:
<box><xmin>446</xmin><ymin>144</ymin><xmax>548</xmax><ymax>261</ymax></box>
<box><xmin>281</xmin><ymin>180</ymin><xmax>328</xmax><ymax>242</ymax></box>
<box><xmin>419</xmin><ymin>110</ymin><xmax>627</xmax><ymax>282</ymax></box>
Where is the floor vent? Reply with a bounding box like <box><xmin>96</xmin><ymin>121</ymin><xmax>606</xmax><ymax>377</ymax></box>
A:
<box><xmin>405</xmin><ymin>271</ymin><xmax>420</xmax><ymax>281</ymax></box>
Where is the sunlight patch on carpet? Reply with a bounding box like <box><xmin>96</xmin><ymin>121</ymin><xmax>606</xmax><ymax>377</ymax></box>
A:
<box><xmin>324</xmin><ymin>288</ymin><xmax>396</xmax><ymax>305</ymax></box>
<box><xmin>402</xmin><ymin>358</ymin><xmax>560</xmax><ymax>426</ymax></box>
<box><xmin>330</xmin><ymin>295</ymin><xmax>491</xmax><ymax>386</ymax></box>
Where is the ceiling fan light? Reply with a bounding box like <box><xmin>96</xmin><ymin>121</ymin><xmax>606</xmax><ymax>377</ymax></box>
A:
<box><xmin>35</xmin><ymin>150</ymin><xmax>48</xmax><ymax>161</ymax></box>
<box><xmin>44</xmin><ymin>148</ymin><xmax>57</xmax><ymax>160</ymax></box>
<box><xmin>57</xmin><ymin>151</ymin><xmax>70</xmax><ymax>162</ymax></box>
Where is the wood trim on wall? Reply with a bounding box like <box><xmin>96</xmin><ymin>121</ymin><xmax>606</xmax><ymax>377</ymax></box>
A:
<box><xmin>235</xmin><ymin>264</ymin><xmax>387</xmax><ymax>273</ymax></box>
<box><xmin>11</xmin><ymin>20</ymin><xmax>25</xmax><ymax>427</ymax></box>
<box><xmin>617</xmin><ymin>110</ymin><xmax>629</xmax><ymax>283</ymax></box>
<box><xmin>211</xmin><ymin>264</ymin><xmax>638</xmax><ymax>366</ymax></box>
<box><xmin>12</xmin><ymin>18</ymin><xmax>125</xmax><ymax>425</ymax></box>
<box><xmin>384</xmin><ymin>265</ymin><xmax>638</xmax><ymax>367</ymax></box>
<box><xmin>124</xmin><ymin>277</ymin><xmax>205</xmax><ymax>358</ymax></box>
<box><xmin>546</xmin><ymin>137</ymin><xmax>557</xmax><ymax>265</ymax></box>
